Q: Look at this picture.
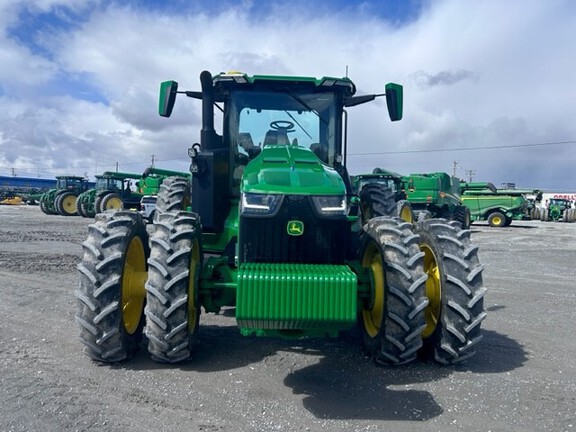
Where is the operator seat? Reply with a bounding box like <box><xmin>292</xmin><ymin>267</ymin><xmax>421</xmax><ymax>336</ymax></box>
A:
<box><xmin>263</xmin><ymin>129</ymin><xmax>290</xmax><ymax>146</ymax></box>
<box><xmin>263</xmin><ymin>130</ymin><xmax>278</xmax><ymax>146</ymax></box>
<box><xmin>238</xmin><ymin>132</ymin><xmax>261</xmax><ymax>159</ymax></box>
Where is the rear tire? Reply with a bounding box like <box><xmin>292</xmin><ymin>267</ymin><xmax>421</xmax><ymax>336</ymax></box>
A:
<box><xmin>75</xmin><ymin>211</ymin><xmax>149</xmax><ymax>362</ymax></box>
<box><xmin>83</xmin><ymin>199</ymin><xmax>96</xmax><ymax>218</ymax></box>
<box><xmin>101</xmin><ymin>192</ymin><xmax>124</xmax><ymax>212</ymax></box>
<box><xmin>453</xmin><ymin>205</ymin><xmax>471</xmax><ymax>229</ymax></box>
<box><xmin>359</xmin><ymin>217</ymin><xmax>428</xmax><ymax>365</ymax></box>
<box><xmin>94</xmin><ymin>193</ymin><xmax>106</xmax><ymax>214</ymax></box>
<box><xmin>145</xmin><ymin>211</ymin><xmax>203</xmax><ymax>363</ymax></box>
<box><xmin>415</xmin><ymin>219</ymin><xmax>486</xmax><ymax>364</ymax></box>
<box><xmin>40</xmin><ymin>197</ymin><xmax>50</xmax><ymax>214</ymax></box>
<box><xmin>56</xmin><ymin>191</ymin><xmax>78</xmax><ymax>216</ymax></box>
<box><xmin>359</xmin><ymin>183</ymin><xmax>397</xmax><ymax>225</ymax></box>
<box><xmin>396</xmin><ymin>200</ymin><xmax>415</xmax><ymax>223</ymax></box>
<box><xmin>76</xmin><ymin>195</ymin><xmax>87</xmax><ymax>217</ymax></box>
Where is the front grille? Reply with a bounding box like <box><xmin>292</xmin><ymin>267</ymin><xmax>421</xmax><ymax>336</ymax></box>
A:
<box><xmin>239</xmin><ymin>195</ymin><xmax>347</xmax><ymax>264</ymax></box>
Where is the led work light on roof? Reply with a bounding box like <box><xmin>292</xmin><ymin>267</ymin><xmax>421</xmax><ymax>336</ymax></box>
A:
<box><xmin>220</xmin><ymin>71</ymin><xmax>248</xmax><ymax>84</ymax></box>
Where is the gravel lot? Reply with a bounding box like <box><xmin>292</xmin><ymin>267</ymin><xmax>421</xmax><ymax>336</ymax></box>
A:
<box><xmin>1</xmin><ymin>204</ymin><xmax>575</xmax><ymax>432</ymax></box>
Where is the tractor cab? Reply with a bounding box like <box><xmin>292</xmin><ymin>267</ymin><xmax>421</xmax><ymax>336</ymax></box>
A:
<box><xmin>160</xmin><ymin>71</ymin><xmax>402</xmax><ymax>235</ymax></box>
<box><xmin>95</xmin><ymin>175</ymin><xmax>123</xmax><ymax>192</ymax></box>
<box><xmin>55</xmin><ymin>175</ymin><xmax>89</xmax><ymax>194</ymax></box>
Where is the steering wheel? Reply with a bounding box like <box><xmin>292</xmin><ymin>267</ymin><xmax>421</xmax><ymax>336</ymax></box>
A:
<box><xmin>269</xmin><ymin>120</ymin><xmax>295</xmax><ymax>132</ymax></box>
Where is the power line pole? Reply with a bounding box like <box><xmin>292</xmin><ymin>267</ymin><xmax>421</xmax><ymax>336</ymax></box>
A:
<box><xmin>151</xmin><ymin>154</ymin><xmax>156</xmax><ymax>168</ymax></box>
<box><xmin>452</xmin><ymin>161</ymin><xmax>458</xmax><ymax>177</ymax></box>
<box><xmin>465</xmin><ymin>169</ymin><xmax>476</xmax><ymax>182</ymax></box>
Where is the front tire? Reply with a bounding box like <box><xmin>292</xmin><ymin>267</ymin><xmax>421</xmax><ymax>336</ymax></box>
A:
<box><xmin>415</xmin><ymin>219</ymin><xmax>486</xmax><ymax>364</ymax></box>
<box><xmin>359</xmin><ymin>183</ymin><xmax>397</xmax><ymax>225</ymax></box>
<box><xmin>154</xmin><ymin>177</ymin><xmax>191</xmax><ymax>220</ymax></box>
<box><xmin>359</xmin><ymin>217</ymin><xmax>428</xmax><ymax>365</ymax></box>
<box><xmin>75</xmin><ymin>211</ymin><xmax>149</xmax><ymax>362</ymax></box>
<box><xmin>145</xmin><ymin>211</ymin><xmax>203</xmax><ymax>363</ymax></box>
<box><xmin>487</xmin><ymin>211</ymin><xmax>506</xmax><ymax>227</ymax></box>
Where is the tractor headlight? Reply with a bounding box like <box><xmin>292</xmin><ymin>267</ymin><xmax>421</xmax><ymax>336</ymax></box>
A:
<box><xmin>240</xmin><ymin>193</ymin><xmax>284</xmax><ymax>217</ymax></box>
<box><xmin>311</xmin><ymin>195</ymin><xmax>347</xmax><ymax>216</ymax></box>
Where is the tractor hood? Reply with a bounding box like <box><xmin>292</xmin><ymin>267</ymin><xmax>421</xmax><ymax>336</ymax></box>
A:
<box><xmin>241</xmin><ymin>146</ymin><xmax>345</xmax><ymax>195</ymax></box>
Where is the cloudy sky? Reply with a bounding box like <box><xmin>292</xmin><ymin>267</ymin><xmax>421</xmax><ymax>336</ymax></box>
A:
<box><xmin>1</xmin><ymin>0</ymin><xmax>575</xmax><ymax>191</ymax></box>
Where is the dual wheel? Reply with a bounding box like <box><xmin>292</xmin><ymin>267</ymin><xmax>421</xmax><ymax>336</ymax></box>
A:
<box><xmin>360</xmin><ymin>217</ymin><xmax>487</xmax><ymax>365</ymax></box>
<box><xmin>55</xmin><ymin>191</ymin><xmax>79</xmax><ymax>216</ymax></box>
<box><xmin>76</xmin><ymin>177</ymin><xmax>201</xmax><ymax>363</ymax></box>
<box><xmin>358</xmin><ymin>184</ymin><xmax>486</xmax><ymax>365</ymax></box>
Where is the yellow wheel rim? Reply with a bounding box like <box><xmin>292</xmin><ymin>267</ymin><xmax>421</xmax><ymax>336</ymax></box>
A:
<box><xmin>361</xmin><ymin>243</ymin><xmax>385</xmax><ymax>338</ymax></box>
<box><xmin>399</xmin><ymin>205</ymin><xmax>413</xmax><ymax>222</ymax></box>
<box><xmin>421</xmin><ymin>244</ymin><xmax>441</xmax><ymax>338</ymax></box>
<box><xmin>122</xmin><ymin>236</ymin><xmax>147</xmax><ymax>334</ymax></box>
<box><xmin>188</xmin><ymin>239</ymin><xmax>200</xmax><ymax>333</ymax></box>
<box><xmin>106</xmin><ymin>197</ymin><xmax>123</xmax><ymax>210</ymax></box>
<box><xmin>62</xmin><ymin>195</ymin><xmax>77</xmax><ymax>214</ymax></box>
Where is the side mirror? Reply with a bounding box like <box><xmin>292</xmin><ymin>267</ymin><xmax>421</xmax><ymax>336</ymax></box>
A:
<box><xmin>159</xmin><ymin>80</ymin><xmax>178</xmax><ymax>117</ymax></box>
<box><xmin>385</xmin><ymin>83</ymin><xmax>403</xmax><ymax>121</ymax></box>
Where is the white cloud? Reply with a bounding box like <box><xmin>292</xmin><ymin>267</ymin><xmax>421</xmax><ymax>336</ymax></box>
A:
<box><xmin>1</xmin><ymin>0</ymin><xmax>575</xmax><ymax>191</ymax></box>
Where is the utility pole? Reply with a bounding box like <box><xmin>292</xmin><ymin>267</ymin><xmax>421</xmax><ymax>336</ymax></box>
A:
<box><xmin>151</xmin><ymin>154</ymin><xmax>156</xmax><ymax>168</ymax></box>
<box><xmin>452</xmin><ymin>161</ymin><xmax>458</xmax><ymax>177</ymax></box>
<box><xmin>465</xmin><ymin>169</ymin><xmax>476</xmax><ymax>182</ymax></box>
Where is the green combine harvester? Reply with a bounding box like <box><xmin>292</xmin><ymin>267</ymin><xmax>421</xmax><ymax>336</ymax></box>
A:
<box><xmin>76</xmin><ymin>70</ymin><xmax>486</xmax><ymax>366</ymax></box>
<box><xmin>460</xmin><ymin>182</ymin><xmax>532</xmax><ymax>227</ymax></box>
<box><xmin>40</xmin><ymin>176</ymin><xmax>94</xmax><ymax>216</ymax></box>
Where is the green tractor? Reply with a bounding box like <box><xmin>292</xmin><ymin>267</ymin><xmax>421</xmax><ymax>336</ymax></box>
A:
<box><xmin>76</xmin><ymin>169</ymin><xmax>190</xmax><ymax>218</ymax></box>
<box><xmin>76</xmin><ymin>71</ymin><xmax>486</xmax><ymax>366</ymax></box>
<box><xmin>402</xmin><ymin>172</ymin><xmax>471</xmax><ymax>228</ymax></box>
<box><xmin>76</xmin><ymin>172</ymin><xmax>141</xmax><ymax>218</ymax></box>
<box><xmin>40</xmin><ymin>175</ymin><xmax>94</xmax><ymax>216</ymax></box>
<box><xmin>541</xmin><ymin>198</ymin><xmax>574</xmax><ymax>222</ymax></box>
<box><xmin>352</xmin><ymin>168</ymin><xmax>415</xmax><ymax>223</ymax></box>
<box><xmin>353</xmin><ymin>170</ymin><xmax>471</xmax><ymax>228</ymax></box>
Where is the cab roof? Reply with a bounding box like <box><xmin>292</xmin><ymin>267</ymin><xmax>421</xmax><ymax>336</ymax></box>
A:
<box><xmin>211</xmin><ymin>71</ymin><xmax>357</xmax><ymax>97</ymax></box>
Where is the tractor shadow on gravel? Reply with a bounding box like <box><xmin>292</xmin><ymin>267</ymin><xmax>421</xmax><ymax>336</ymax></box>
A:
<box><xmin>281</xmin><ymin>329</ymin><xmax>527</xmax><ymax>421</ymax></box>
<box><xmin>121</xmin><ymin>323</ymin><xmax>527</xmax><ymax>422</ymax></box>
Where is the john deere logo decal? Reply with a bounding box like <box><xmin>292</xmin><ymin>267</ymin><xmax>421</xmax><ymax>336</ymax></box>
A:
<box><xmin>287</xmin><ymin>220</ymin><xmax>304</xmax><ymax>236</ymax></box>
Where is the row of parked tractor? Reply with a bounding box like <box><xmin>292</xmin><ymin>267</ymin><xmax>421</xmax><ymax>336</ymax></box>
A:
<box><xmin>35</xmin><ymin>165</ymin><xmax>574</xmax><ymax>227</ymax></box>
<box><xmin>353</xmin><ymin>169</ymin><xmax>575</xmax><ymax>227</ymax></box>
<box><xmin>37</xmin><ymin>167</ymin><xmax>188</xmax><ymax>219</ymax></box>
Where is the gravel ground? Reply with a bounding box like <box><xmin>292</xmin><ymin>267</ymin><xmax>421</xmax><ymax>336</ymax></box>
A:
<box><xmin>0</xmin><ymin>204</ymin><xmax>575</xmax><ymax>432</ymax></box>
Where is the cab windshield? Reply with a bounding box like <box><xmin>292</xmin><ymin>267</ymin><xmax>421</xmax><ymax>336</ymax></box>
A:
<box><xmin>228</xmin><ymin>90</ymin><xmax>339</xmax><ymax>166</ymax></box>
<box><xmin>57</xmin><ymin>178</ymin><xmax>81</xmax><ymax>188</ymax></box>
<box><xmin>96</xmin><ymin>178</ymin><xmax>122</xmax><ymax>190</ymax></box>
